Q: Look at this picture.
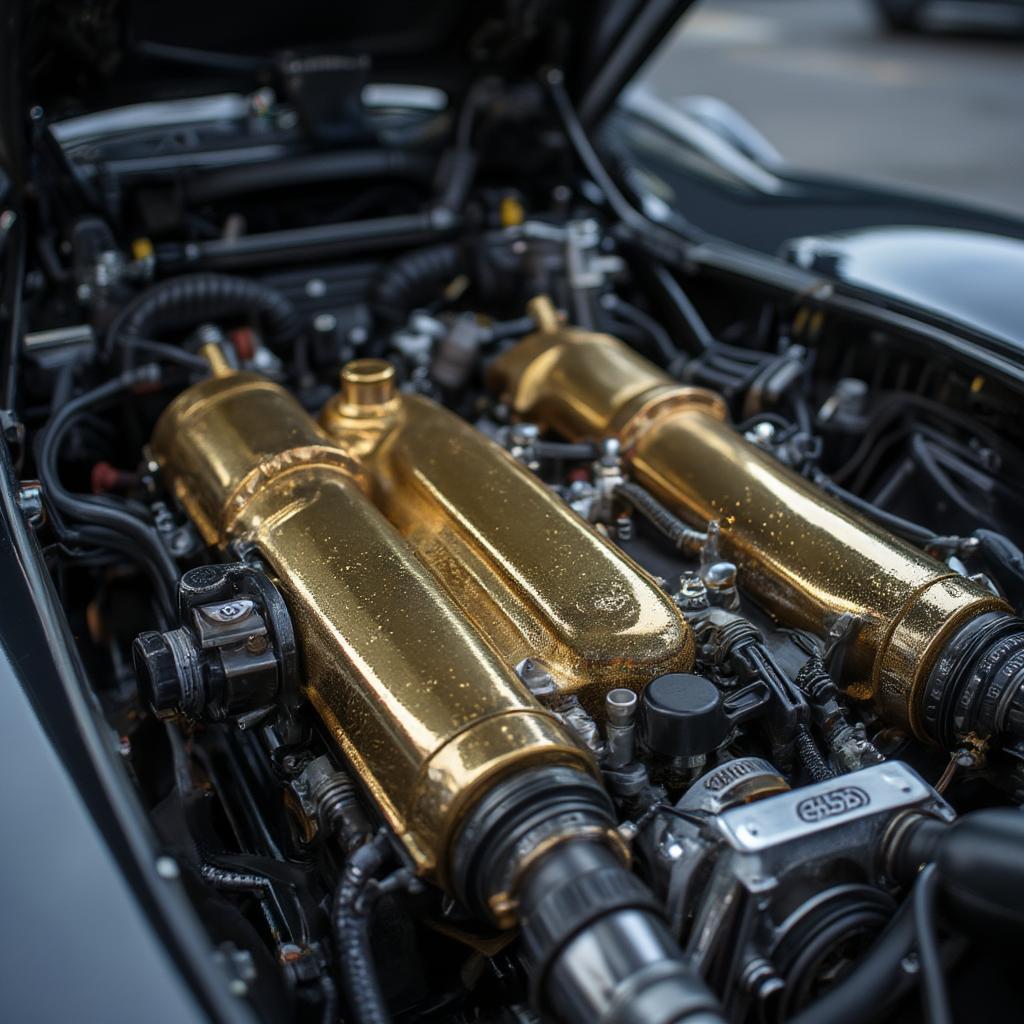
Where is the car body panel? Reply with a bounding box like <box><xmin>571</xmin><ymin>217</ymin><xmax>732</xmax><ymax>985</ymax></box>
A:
<box><xmin>782</xmin><ymin>226</ymin><xmax>1024</xmax><ymax>353</ymax></box>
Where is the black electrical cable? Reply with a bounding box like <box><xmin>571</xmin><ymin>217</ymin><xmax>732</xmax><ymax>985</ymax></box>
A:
<box><xmin>36</xmin><ymin>366</ymin><xmax>179</xmax><ymax>616</ymax></box>
<box><xmin>914</xmin><ymin>864</ymin><xmax>952</xmax><ymax>1024</ymax></box>
<box><xmin>795</xmin><ymin>725</ymin><xmax>835</xmax><ymax>782</ymax></box>
<box><xmin>124</xmin><ymin>338</ymin><xmax>211</xmax><ymax>371</ymax></box>
<box><xmin>332</xmin><ymin>834</ymin><xmax>391</xmax><ymax>1024</ymax></box>
<box><xmin>2</xmin><ymin>208</ymin><xmax>26</xmax><ymax>411</ymax></box>
<box><xmin>534</xmin><ymin>440</ymin><xmax>599</xmax><ymax>461</ymax></box>
<box><xmin>485</xmin><ymin>315</ymin><xmax>536</xmax><ymax>342</ymax></box>
<box><xmin>910</xmin><ymin>432</ymin><xmax>981</xmax><ymax>522</ymax></box>
<box><xmin>434</xmin><ymin>77</ymin><xmax>498</xmax><ymax>213</ymax></box>
<box><xmin>615</xmin><ymin>480</ymin><xmax>706</xmax><ymax>554</ymax></box>
<box><xmin>812</xmin><ymin>470</ymin><xmax>938</xmax><ymax>546</ymax></box>
<box><xmin>649</xmin><ymin>262</ymin><xmax>715</xmax><ymax>353</ymax></box>
<box><xmin>790</xmin><ymin>875</ymin><xmax>965</xmax><ymax>1024</ymax></box>
<box><xmin>600</xmin><ymin>292</ymin><xmax>681</xmax><ymax>367</ymax></box>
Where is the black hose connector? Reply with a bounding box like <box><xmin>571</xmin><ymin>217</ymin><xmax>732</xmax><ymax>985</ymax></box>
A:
<box><xmin>105</xmin><ymin>272</ymin><xmax>300</xmax><ymax>359</ymax></box>
<box><xmin>452</xmin><ymin>767</ymin><xmax>724</xmax><ymax>1024</ymax></box>
<box><xmin>519</xmin><ymin>840</ymin><xmax>724</xmax><ymax>1024</ymax></box>
<box><xmin>920</xmin><ymin>611</ymin><xmax>1024</xmax><ymax>747</ymax></box>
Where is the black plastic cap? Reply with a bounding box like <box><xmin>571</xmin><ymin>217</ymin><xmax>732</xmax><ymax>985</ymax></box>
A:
<box><xmin>132</xmin><ymin>631</ymin><xmax>181</xmax><ymax>719</ymax></box>
<box><xmin>641</xmin><ymin>672</ymin><xmax>729</xmax><ymax>759</ymax></box>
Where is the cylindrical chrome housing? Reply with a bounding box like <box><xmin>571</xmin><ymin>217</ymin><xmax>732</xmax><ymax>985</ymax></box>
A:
<box><xmin>489</xmin><ymin>298</ymin><xmax>1009</xmax><ymax>738</ymax></box>
<box><xmin>151</xmin><ymin>370</ymin><xmax>594</xmax><ymax>880</ymax></box>
<box><xmin>321</xmin><ymin>361</ymin><xmax>694</xmax><ymax>714</ymax></box>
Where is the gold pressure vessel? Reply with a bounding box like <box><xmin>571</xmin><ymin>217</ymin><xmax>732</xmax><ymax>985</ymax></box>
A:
<box><xmin>151</xmin><ymin>367</ymin><xmax>593</xmax><ymax>879</ymax></box>
<box><xmin>489</xmin><ymin>297</ymin><xmax>1008</xmax><ymax>739</ymax></box>
<box><xmin>320</xmin><ymin>360</ymin><xmax>694</xmax><ymax>714</ymax></box>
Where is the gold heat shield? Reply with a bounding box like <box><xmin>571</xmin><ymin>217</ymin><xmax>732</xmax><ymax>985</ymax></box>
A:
<box><xmin>321</xmin><ymin>365</ymin><xmax>693</xmax><ymax>713</ymax></box>
<box><xmin>151</xmin><ymin>371</ymin><xmax>593</xmax><ymax>879</ymax></box>
<box><xmin>489</xmin><ymin>298</ymin><xmax>1008</xmax><ymax>738</ymax></box>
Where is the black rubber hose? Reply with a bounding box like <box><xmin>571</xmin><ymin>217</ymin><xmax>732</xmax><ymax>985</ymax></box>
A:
<box><xmin>36</xmin><ymin>366</ymin><xmax>179</xmax><ymax>616</ymax></box>
<box><xmin>104</xmin><ymin>272</ymin><xmax>300</xmax><ymax>360</ymax></box>
<box><xmin>898</xmin><ymin>808</ymin><xmax>1024</xmax><ymax>935</ymax></box>
<box><xmin>615</xmin><ymin>481</ymin><xmax>706</xmax><ymax>554</ymax></box>
<box><xmin>371</xmin><ymin>243</ymin><xmax>462</xmax><ymax>327</ymax></box>
<box><xmin>332</xmin><ymin>835</ymin><xmax>391</xmax><ymax>1024</ymax></box>
<box><xmin>184</xmin><ymin>150</ymin><xmax>435</xmax><ymax>205</ymax></box>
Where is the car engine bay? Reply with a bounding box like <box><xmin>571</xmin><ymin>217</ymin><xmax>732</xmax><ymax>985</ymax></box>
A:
<box><xmin>5</xmin><ymin>58</ymin><xmax>1024</xmax><ymax>1024</ymax></box>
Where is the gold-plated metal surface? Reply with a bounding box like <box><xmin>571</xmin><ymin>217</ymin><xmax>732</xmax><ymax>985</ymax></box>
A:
<box><xmin>152</xmin><ymin>371</ymin><xmax>594</xmax><ymax>880</ymax></box>
<box><xmin>321</xmin><ymin>384</ymin><xmax>694</xmax><ymax>712</ymax></box>
<box><xmin>489</xmin><ymin>297</ymin><xmax>1009</xmax><ymax>737</ymax></box>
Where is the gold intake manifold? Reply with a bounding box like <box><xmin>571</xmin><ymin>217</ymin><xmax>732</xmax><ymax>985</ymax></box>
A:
<box><xmin>150</xmin><ymin>357</ymin><xmax>691</xmax><ymax>886</ymax></box>
<box><xmin>489</xmin><ymin>297</ymin><xmax>1009</xmax><ymax>740</ymax></box>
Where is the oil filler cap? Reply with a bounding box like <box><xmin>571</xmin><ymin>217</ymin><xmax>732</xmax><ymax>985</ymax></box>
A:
<box><xmin>640</xmin><ymin>673</ymin><xmax>729</xmax><ymax>759</ymax></box>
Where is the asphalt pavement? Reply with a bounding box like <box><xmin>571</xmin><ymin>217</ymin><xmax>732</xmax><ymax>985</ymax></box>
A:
<box><xmin>640</xmin><ymin>0</ymin><xmax>1024</xmax><ymax>217</ymax></box>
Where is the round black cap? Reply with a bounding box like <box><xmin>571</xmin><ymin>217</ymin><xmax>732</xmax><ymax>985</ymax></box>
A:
<box><xmin>640</xmin><ymin>673</ymin><xmax>729</xmax><ymax>759</ymax></box>
<box><xmin>132</xmin><ymin>631</ymin><xmax>182</xmax><ymax>719</ymax></box>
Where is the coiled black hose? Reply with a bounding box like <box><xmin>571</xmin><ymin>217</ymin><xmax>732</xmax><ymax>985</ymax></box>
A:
<box><xmin>104</xmin><ymin>272</ymin><xmax>300</xmax><ymax>361</ymax></box>
<box><xmin>332</xmin><ymin>834</ymin><xmax>391</xmax><ymax>1024</ymax></box>
<box><xmin>370</xmin><ymin>243</ymin><xmax>462</xmax><ymax>328</ymax></box>
<box><xmin>615</xmin><ymin>481</ymin><xmax>706</xmax><ymax>554</ymax></box>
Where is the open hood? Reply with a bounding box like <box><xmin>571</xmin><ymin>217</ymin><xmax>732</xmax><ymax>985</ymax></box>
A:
<box><xmin>0</xmin><ymin>0</ymin><xmax>693</xmax><ymax>186</ymax></box>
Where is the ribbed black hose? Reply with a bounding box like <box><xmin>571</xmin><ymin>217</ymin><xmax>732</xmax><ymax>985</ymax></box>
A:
<box><xmin>199</xmin><ymin>864</ymin><xmax>273</xmax><ymax>896</ymax></box>
<box><xmin>795</xmin><ymin>725</ymin><xmax>835</xmax><ymax>782</ymax></box>
<box><xmin>370</xmin><ymin>243</ymin><xmax>462</xmax><ymax>327</ymax></box>
<box><xmin>332</xmin><ymin>835</ymin><xmax>390</xmax><ymax>1024</ymax></box>
<box><xmin>103</xmin><ymin>272</ymin><xmax>300</xmax><ymax>360</ymax></box>
<box><xmin>615</xmin><ymin>481</ymin><xmax>706</xmax><ymax>554</ymax></box>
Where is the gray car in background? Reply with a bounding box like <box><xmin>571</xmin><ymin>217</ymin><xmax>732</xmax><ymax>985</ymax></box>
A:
<box><xmin>875</xmin><ymin>0</ymin><xmax>1024</xmax><ymax>31</ymax></box>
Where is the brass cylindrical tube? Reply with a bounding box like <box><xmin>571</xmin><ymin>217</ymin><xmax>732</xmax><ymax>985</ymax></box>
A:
<box><xmin>489</xmin><ymin>298</ymin><xmax>1008</xmax><ymax>738</ymax></box>
<box><xmin>321</xmin><ymin>383</ymin><xmax>694</xmax><ymax>712</ymax></box>
<box><xmin>151</xmin><ymin>371</ymin><xmax>593</xmax><ymax>879</ymax></box>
